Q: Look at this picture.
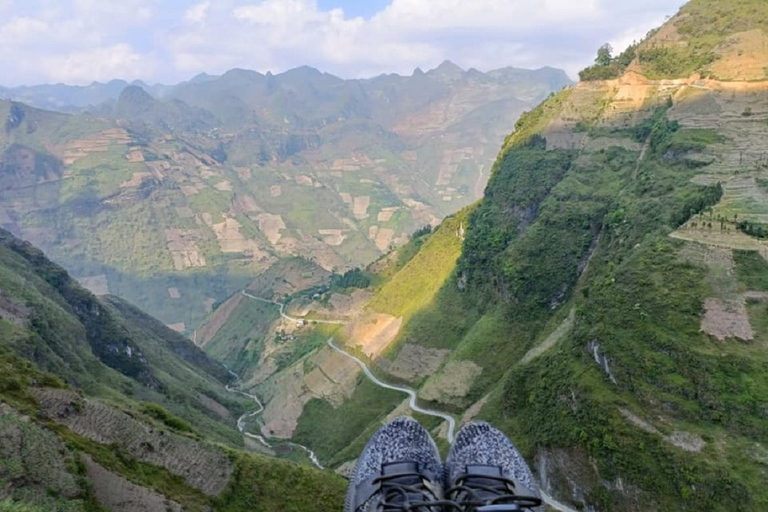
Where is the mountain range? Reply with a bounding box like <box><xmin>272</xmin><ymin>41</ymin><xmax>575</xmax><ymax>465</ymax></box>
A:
<box><xmin>0</xmin><ymin>62</ymin><xmax>572</xmax><ymax>331</ymax></box>
<box><xmin>2</xmin><ymin>0</ymin><xmax>768</xmax><ymax>510</ymax></box>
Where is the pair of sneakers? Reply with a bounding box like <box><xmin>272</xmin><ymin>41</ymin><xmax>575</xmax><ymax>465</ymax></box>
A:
<box><xmin>345</xmin><ymin>417</ymin><xmax>542</xmax><ymax>512</ymax></box>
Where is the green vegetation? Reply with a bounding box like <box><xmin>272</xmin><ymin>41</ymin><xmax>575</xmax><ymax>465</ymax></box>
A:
<box><xmin>734</xmin><ymin>250</ymin><xmax>768</xmax><ymax>290</ymax></box>
<box><xmin>580</xmin><ymin>0</ymin><xmax>768</xmax><ymax>81</ymax></box>
<box><xmin>501</xmin><ymin>89</ymin><xmax>572</xmax><ymax>151</ymax></box>
<box><xmin>140</xmin><ymin>402</ymin><xmax>196</xmax><ymax>434</ymax></box>
<box><xmin>0</xmin><ymin>501</ymin><xmax>47</xmax><ymax>512</ymax></box>
<box><xmin>332</xmin><ymin>76</ymin><xmax>754</xmax><ymax>510</ymax></box>
<box><xmin>579</xmin><ymin>42</ymin><xmax>639</xmax><ymax>81</ymax></box>
<box><xmin>736</xmin><ymin>220</ymin><xmax>768</xmax><ymax>239</ymax></box>
<box><xmin>0</xmin><ymin>226</ymin><xmax>346</xmax><ymax>512</ymax></box>
<box><xmin>330</xmin><ymin>268</ymin><xmax>372</xmax><ymax>291</ymax></box>
<box><xmin>368</xmin><ymin>212</ymin><xmax>467</xmax><ymax>321</ymax></box>
<box><xmin>213</xmin><ymin>452</ymin><xmax>346</xmax><ymax>512</ymax></box>
<box><xmin>292</xmin><ymin>377</ymin><xmax>404</xmax><ymax>465</ymax></box>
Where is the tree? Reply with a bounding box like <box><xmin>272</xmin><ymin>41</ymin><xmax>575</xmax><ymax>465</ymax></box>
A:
<box><xmin>596</xmin><ymin>44</ymin><xmax>614</xmax><ymax>66</ymax></box>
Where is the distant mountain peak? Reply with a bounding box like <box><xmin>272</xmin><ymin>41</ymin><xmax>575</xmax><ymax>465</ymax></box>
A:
<box><xmin>434</xmin><ymin>60</ymin><xmax>464</xmax><ymax>73</ymax></box>
<box><xmin>427</xmin><ymin>60</ymin><xmax>465</xmax><ymax>82</ymax></box>
<box><xmin>116</xmin><ymin>85</ymin><xmax>155</xmax><ymax>117</ymax></box>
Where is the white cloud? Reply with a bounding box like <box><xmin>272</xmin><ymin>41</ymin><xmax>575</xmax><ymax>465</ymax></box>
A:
<box><xmin>0</xmin><ymin>0</ymin><xmax>689</xmax><ymax>85</ymax></box>
<box><xmin>184</xmin><ymin>1</ymin><xmax>210</xmax><ymax>24</ymax></box>
<box><xmin>41</xmin><ymin>44</ymin><xmax>151</xmax><ymax>84</ymax></box>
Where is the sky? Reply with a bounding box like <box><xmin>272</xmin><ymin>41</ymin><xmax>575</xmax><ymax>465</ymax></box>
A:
<box><xmin>0</xmin><ymin>0</ymin><xmax>688</xmax><ymax>87</ymax></box>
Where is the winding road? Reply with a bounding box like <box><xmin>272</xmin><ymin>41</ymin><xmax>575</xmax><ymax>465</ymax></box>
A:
<box><xmin>241</xmin><ymin>290</ymin><xmax>347</xmax><ymax>325</ymax></box>
<box><xmin>237</xmin><ymin>292</ymin><xmax>576</xmax><ymax>512</ymax></box>
<box><xmin>326</xmin><ymin>338</ymin><xmax>456</xmax><ymax>443</ymax></box>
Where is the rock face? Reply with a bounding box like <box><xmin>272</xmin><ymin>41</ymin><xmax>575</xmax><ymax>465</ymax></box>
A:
<box><xmin>35</xmin><ymin>388</ymin><xmax>233</xmax><ymax>496</ymax></box>
<box><xmin>82</xmin><ymin>455</ymin><xmax>186</xmax><ymax>512</ymax></box>
<box><xmin>0</xmin><ymin>407</ymin><xmax>80</xmax><ymax>505</ymax></box>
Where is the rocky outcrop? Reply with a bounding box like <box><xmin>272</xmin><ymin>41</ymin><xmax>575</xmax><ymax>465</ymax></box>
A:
<box><xmin>34</xmin><ymin>388</ymin><xmax>233</xmax><ymax>496</ymax></box>
<box><xmin>0</xmin><ymin>404</ymin><xmax>80</xmax><ymax>505</ymax></box>
<box><xmin>82</xmin><ymin>455</ymin><xmax>185</xmax><ymax>512</ymax></box>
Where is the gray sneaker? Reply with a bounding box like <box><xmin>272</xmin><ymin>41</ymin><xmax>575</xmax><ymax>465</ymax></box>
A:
<box><xmin>444</xmin><ymin>422</ymin><xmax>542</xmax><ymax>511</ymax></box>
<box><xmin>345</xmin><ymin>417</ymin><xmax>447</xmax><ymax>512</ymax></box>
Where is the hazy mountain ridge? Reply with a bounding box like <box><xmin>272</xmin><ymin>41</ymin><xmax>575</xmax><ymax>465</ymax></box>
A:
<box><xmin>0</xmin><ymin>62</ymin><xmax>571</xmax><ymax>331</ymax></box>
<box><xmin>202</xmin><ymin>1</ymin><xmax>768</xmax><ymax>510</ymax></box>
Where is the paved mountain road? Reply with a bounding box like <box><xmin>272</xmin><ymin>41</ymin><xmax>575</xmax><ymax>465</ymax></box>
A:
<box><xmin>327</xmin><ymin>337</ymin><xmax>457</xmax><ymax>443</ymax></box>
<box><xmin>238</xmin><ymin>292</ymin><xmax>579</xmax><ymax>511</ymax></box>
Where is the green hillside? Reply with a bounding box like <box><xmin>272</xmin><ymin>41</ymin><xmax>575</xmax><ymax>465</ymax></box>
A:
<box><xmin>204</xmin><ymin>2</ymin><xmax>768</xmax><ymax>510</ymax></box>
<box><xmin>0</xmin><ymin>228</ymin><xmax>345</xmax><ymax>511</ymax></box>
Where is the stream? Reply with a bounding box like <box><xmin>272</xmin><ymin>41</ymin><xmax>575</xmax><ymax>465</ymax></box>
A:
<box><xmin>223</xmin><ymin>367</ymin><xmax>324</xmax><ymax>470</ymax></box>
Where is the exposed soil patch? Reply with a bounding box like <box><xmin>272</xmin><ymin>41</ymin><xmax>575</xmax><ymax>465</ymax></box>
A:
<box><xmin>345</xmin><ymin>312</ymin><xmax>403</xmax><ymax>358</ymax></box>
<box><xmin>701</xmin><ymin>298</ymin><xmax>754</xmax><ymax>341</ymax></box>
<box><xmin>259</xmin><ymin>347</ymin><xmax>360</xmax><ymax>438</ymax></box>
<box><xmin>62</xmin><ymin>128</ymin><xmax>132</xmax><ymax>165</ymax></box>
<box><xmin>709</xmin><ymin>29</ymin><xmax>768</xmax><ymax>81</ymax></box>
<box><xmin>368</xmin><ymin>226</ymin><xmax>395</xmax><ymax>252</ymax></box>
<box><xmin>377</xmin><ymin>344</ymin><xmax>450</xmax><ymax>382</ymax></box>
<box><xmin>165</xmin><ymin>228</ymin><xmax>206</xmax><ymax>270</ymax></box>
<box><xmin>318</xmin><ymin>229</ymin><xmax>346</xmax><ymax>246</ymax></box>
<box><xmin>211</xmin><ymin>216</ymin><xmax>268</xmax><ymax>257</ymax></box>
<box><xmin>377</xmin><ymin>207</ymin><xmax>399</xmax><ymax>222</ymax></box>
<box><xmin>214</xmin><ymin>180</ymin><xmax>232</xmax><ymax>191</ymax></box>
<box><xmin>419</xmin><ymin>360</ymin><xmax>482</xmax><ymax>405</ymax></box>
<box><xmin>353</xmin><ymin>196</ymin><xmax>371</xmax><ymax>219</ymax></box>
<box><xmin>256</xmin><ymin>213</ymin><xmax>286</xmax><ymax>245</ymax></box>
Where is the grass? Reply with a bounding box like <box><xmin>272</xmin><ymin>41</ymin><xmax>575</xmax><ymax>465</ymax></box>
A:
<box><xmin>204</xmin><ymin>296</ymin><xmax>280</xmax><ymax>372</ymax></box>
<box><xmin>368</xmin><ymin>211</ymin><xmax>467</xmax><ymax>321</ymax></box>
<box><xmin>292</xmin><ymin>376</ymin><xmax>404</xmax><ymax>465</ymax></box>
<box><xmin>734</xmin><ymin>250</ymin><xmax>768</xmax><ymax>290</ymax></box>
<box><xmin>212</xmin><ymin>452</ymin><xmax>346</xmax><ymax>512</ymax></box>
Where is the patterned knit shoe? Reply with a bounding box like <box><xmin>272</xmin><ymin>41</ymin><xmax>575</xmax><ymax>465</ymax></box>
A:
<box><xmin>345</xmin><ymin>417</ymin><xmax>447</xmax><ymax>512</ymax></box>
<box><xmin>444</xmin><ymin>422</ymin><xmax>542</xmax><ymax>511</ymax></box>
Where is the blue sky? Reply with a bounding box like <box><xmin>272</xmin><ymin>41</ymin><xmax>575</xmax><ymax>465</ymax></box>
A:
<box><xmin>0</xmin><ymin>0</ymin><xmax>688</xmax><ymax>86</ymax></box>
<box><xmin>316</xmin><ymin>0</ymin><xmax>391</xmax><ymax>19</ymax></box>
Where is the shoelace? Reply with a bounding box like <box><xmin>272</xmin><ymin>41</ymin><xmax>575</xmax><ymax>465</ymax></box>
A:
<box><xmin>375</xmin><ymin>470</ymin><xmax>461</xmax><ymax>512</ymax></box>
<box><xmin>446</xmin><ymin>473</ymin><xmax>543</xmax><ymax>512</ymax></box>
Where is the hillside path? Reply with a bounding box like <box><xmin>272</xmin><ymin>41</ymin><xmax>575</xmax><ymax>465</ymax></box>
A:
<box><xmin>241</xmin><ymin>290</ymin><xmax>347</xmax><ymax>325</ymax></box>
